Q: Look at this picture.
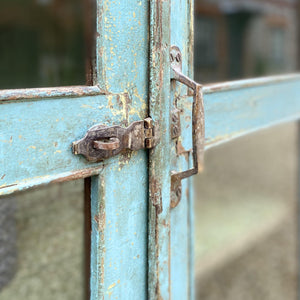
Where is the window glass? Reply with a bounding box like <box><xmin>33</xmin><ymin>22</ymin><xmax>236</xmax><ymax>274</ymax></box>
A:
<box><xmin>194</xmin><ymin>123</ymin><xmax>298</xmax><ymax>299</ymax></box>
<box><xmin>194</xmin><ymin>0</ymin><xmax>298</xmax><ymax>83</ymax></box>
<box><xmin>0</xmin><ymin>180</ymin><xmax>86</xmax><ymax>299</ymax></box>
<box><xmin>0</xmin><ymin>0</ymin><xmax>88</xmax><ymax>89</ymax></box>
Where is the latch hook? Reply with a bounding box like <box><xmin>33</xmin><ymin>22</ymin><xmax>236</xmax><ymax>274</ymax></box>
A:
<box><xmin>170</xmin><ymin>46</ymin><xmax>205</xmax><ymax>208</ymax></box>
<box><xmin>72</xmin><ymin>118</ymin><xmax>158</xmax><ymax>162</ymax></box>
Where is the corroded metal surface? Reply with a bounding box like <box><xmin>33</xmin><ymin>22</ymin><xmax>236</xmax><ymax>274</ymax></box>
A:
<box><xmin>73</xmin><ymin>119</ymin><xmax>158</xmax><ymax>162</ymax></box>
<box><xmin>170</xmin><ymin>46</ymin><xmax>205</xmax><ymax>207</ymax></box>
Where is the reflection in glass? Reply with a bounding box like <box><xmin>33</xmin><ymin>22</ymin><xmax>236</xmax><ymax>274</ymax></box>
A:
<box><xmin>0</xmin><ymin>180</ymin><xmax>85</xmax><ymax>300</ymax></box>
<box><xmin>194</xmin><ymin>0</ymin><xmax>298</xmax><ymax>82</ymax></box>
<box><xmin>0</xmin><ymin>0</ymin><xmax>87</xmax><ymax>89</ymax></box>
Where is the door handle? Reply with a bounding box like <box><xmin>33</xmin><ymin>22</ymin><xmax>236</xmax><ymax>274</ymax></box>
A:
<box><xmin>170</xmin><ymin>46</ymin><xmax>205</xmax><ymax>208</ymax></box>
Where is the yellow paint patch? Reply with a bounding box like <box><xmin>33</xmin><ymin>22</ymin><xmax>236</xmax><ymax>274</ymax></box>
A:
<box><xmin>108</xmin><ymin>283</ymin><xmax>116</xmax><ymax>290</ymax></box>
<box><xmin>54</xmin><ymin>150</ymin><xmax>62</xmax><ymax>154</ymax></box>
<box><xmin>81</xmin><ymin>104</ymin><xmax>96</xmax><ymax>110</ymax></box>
<box><xmin>107</xmin><ymin>291</ymin><xmax>113</xmax><ymax>297</ymax></box>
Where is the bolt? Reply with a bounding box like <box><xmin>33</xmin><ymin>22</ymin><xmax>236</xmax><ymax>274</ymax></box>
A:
<box><xmin>144</xmin><ymin>117</ymin><xmax>153</xmax><ymax>129</ymax></box>
<box><xmin>172</xmin><ymin>125</ymin><xmax>179</xmax><ymax>137</ymax></box>
<box><xmin>170</xmin><ymin>53</ymin><xmax>174</xmax><ymax>62</ymax></box>
<box><xmin>175</xmin><ymin>185</ymin><xmax>182</xmax><ymax>199</ymax></box>
<box><xmin>172</xmin><ymin>113</ymin><xmax>178</xmax><ymax>123</ymax></box>
<box><xmin>175</xmin><ymin>53</ymin><xmax>181</xmax><ymax>63</ymax></box>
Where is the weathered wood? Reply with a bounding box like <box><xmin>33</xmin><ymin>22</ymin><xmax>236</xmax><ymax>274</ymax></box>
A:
<box><xmin>0</xmin><ymin>93</ymin><xmax>120</xmax><ymax>195</ymax></box>
<box><xmin>148</xmin><ymin>0</ymin><xmax>171</xmax><ymax>299</ymax></box>
<box><xmin>170</xmin><ymin>0</ymin><xmax>195</xmax><ymax>299</ymax></box>
<box><xmin>0</xmin><ymin>85</ymin><xmax>102</xmax><ymax>101</ymax></box>
<box><xmin>204</xmin><ymin>74</ymin><xmax>300</xmax><ymax>148</ymax></box>
<box><xmin>90</xmin><ymin>0</ymin><xmax>149</xmax><ymax>299</ymax></box>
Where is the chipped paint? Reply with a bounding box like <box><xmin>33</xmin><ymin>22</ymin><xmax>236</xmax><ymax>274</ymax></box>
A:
<box><xmin>148</xmin><ymin>0</ymin><xmax>172</xmax><ymax>299</ymax></box>
<box><xmin>87</xmin><ymin>0</ymin><xmax>149</xmax><ymax>299</ymax></box>
<box><xmin>0</xmin><ymin>85</ymin><xmax>104</xmax><ymax>102</ymax></box>
<box><xmin>0</xmin><ymin>166</ymin><xmax>103</xmax><ymax>196</ymax></box>
<box><xmin>108</xmin><ymin>283</ymin><xmax>116</xmax><ymax>290</ymax></box>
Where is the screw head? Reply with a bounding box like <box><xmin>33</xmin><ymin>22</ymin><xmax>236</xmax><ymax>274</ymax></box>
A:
<box><xmin>172</xmin><ymin>125</ymin><xmax>179</xmax><ymax>136</ymax></box>
<box><xmin>175</xmin><ymin>53</ymin><xmax>181</xmax><ymax>63</ymax></box>
<box><xmin>170</xmin><ymin>53</ymin><xmax>174</xmax><ymax>62</ymax></box>
<box><xmin>175</xmin><ymin>185</ymin><xmax>182</xmax><ymax>198</ymax></box>
<box><xmin>172</xmin><ymin>114</ymin><xmax>178</xmax><ymax>123</ymax></box>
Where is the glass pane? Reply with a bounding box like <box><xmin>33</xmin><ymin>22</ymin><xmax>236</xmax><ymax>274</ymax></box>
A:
<box><xmin>0</xmin><ymin>180</ymin><xmax>85</xmax><ymax>299</ymax></box>
<box><xmin>0</xmin><ymin>0</ymin><xmax>88</xmax><ymax>89</ymax></box>
<box><xmin>194</xmin><ymin>123</ymin><xmax>298</xmax><ymax>299</ymax></box>
<box><xmin>194</xmin><ymin>0</ymin><xmax>298</xmax><ymax>83</ymax></box>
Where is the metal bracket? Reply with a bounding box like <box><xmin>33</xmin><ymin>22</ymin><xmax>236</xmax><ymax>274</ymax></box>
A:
<box><xmin>72</xmin><ymin>117</ymin><xmax>158</xmax><ymax>162</ymax></box>
<box><xmin>170</xmin><ymin>46</ymin><xmax>205</xmax><ymax>208</ymax></box>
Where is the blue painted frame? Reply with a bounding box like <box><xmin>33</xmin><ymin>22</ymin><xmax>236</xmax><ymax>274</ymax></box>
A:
<box><xmin>1</xmin><ymin>0</ymin><xmax>300</xmax><ymax>299</ymax></box>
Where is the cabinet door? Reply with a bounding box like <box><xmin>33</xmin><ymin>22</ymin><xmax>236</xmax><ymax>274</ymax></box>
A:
<box><xmin>147</xmin><ymin>1</ymin><xmax>300</xmax><ymax>300</ymax></box>
<box><xmin>0</xmin><ymin>1</ymin><xmax>149</xmax><ymax>299</ymax></box>
<box><xmin>1</xmin><ymin>0</ymin><xmax>299</xmax><ymax>299</ymax></box>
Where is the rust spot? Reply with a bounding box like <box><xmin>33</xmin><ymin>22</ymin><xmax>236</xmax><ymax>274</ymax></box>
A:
<box><xmin>94</xmin><ymin>212</ymin><xmax>106</xmax><ymax>232</ymax></box>
<box><xmin>116</xmin><ymin>94</ymin><xmax>122</xmax><ymax>107</ymax></box>
<box><xmin>150</xmin><ymin>178</ymin><xmax>162</xmax><ymax>214</ymax></box>
<box><xmin>118</xmin><ymin>151</ymin><xmax>132</xmax><ymax>170</ymax></box>
<box><xmin>0</xmin><ymin>184</ymin><xmax>17</xmax><ymax>190</ymax></box>
<box><xmin>176</xmin><ymin>140</ymin><xmax>189</xmax><ymax>155</ymax></box>
<box><xmin>1</xmin><ymin>174</ymin><xmax>5</xmax><ymax>180</ymax></box>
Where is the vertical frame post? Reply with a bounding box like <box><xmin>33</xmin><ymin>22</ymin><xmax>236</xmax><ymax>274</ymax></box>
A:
<box><xmin>148</xmin><ymin>1</ymin><xmax>171</xmax><ymax>299</ymax></box>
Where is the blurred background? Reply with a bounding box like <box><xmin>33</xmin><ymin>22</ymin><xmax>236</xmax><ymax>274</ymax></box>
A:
<box><xmin>193</xmin><ymin>0</ymin><xmax>299</xmax><ymax>299</ymax></box>
<box><xmin>0</xmin><ymin>0</ymin><xmax>299</xmax><ymax>299</ymax></box>
<box><xmin>194</xmin><ymin>0</ymin><xmax>298</xmax><ymax>83</ymax></box>
<box><xmin>0</xmin><ymin>0</ymin><xmax>87</xmax><ymax>89</ymax></box>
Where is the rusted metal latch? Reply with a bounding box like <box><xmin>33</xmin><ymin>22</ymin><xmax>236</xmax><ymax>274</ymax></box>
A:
<box><xmin>170</xmin><ymin>46</ymin><xmax>205</xmax><ymax>208</ymax></box>
<box><xmin>72</xmin><ymin>117</ymin><xmax>158</xmax><ymax>162</ymax></box>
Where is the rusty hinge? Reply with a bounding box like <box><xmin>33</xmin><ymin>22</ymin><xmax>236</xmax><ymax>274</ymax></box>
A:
<box><xmin>72</xmin><ymin>117</ymin><xmax>158</xmax><ymax>162</ymax></box>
